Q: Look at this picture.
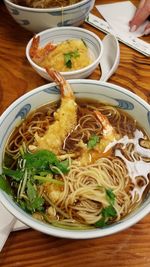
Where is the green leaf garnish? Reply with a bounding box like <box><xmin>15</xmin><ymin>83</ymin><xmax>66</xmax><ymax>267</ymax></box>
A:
<box><xmin>26</xmin><ymin>181</ymin><xmax>44</xmax><ymax>213</ymax></box>
<box><xmin>24</xmin><ymin>150</ymin><xmax>56</xmax><ymax>171</ymax></box>
<box><xmin>34</xmin><ymin>175</ymin><xmax>64</xmax><ymax>185</ymax></box>
<box><xmin>95</xmin><ymin>217</ymin><xmax>107</xmax><ymax>228</ymax></box>
<box><xmin>64</xmin><ymin>49</ymin><xmax>80</xmax><ymax>69</ymax></box>
<box><xmin>3</xmin><ymin>153</ymin><xmax>14</xmax><ymax>168</ymax></box>
<box><xmin>95</xmin><ymin>205</ymin><xmax>117</xmax><ymax>228</ymax></box>
<box><xmin>1</xmin><ymin>150</ymin><xmax>69</xmax><ymax>214</ymax></box>
<box><xmin>0</xmin><ymin>175</ymin><xmax>13</xmax><ymax>195</ymax></box>
<box><xmin>64</xmin><ymin>53</ymin><xmax>72</xmax><ymax>68</ymax></box>
<box><xmin>24</xmin><ymin>150</ymin><xmax>69</xmax><ymax>174</ymax></box>
<box><xmin>3</xmin><ymin>168</ymin><xmax>23</xmax><ymax>181</ymax></box>
<box><xmin>87</xmin><ymin>135</ymin><xmax>100</xmax><ymax>149</ymax></box>
<box><xmin>102</xmin><ymin>205</ymin><xmax>117</xmax><ymax>218</ymax></box>
<box><xmin>52</xmin><ymin>159</ymin><xmax>69</xmax><ymax>174</ymax></box>
<box><xmin>106</xmin><ymin>189</ymin><xmax>115</xmax><ymax>205</ymax></box>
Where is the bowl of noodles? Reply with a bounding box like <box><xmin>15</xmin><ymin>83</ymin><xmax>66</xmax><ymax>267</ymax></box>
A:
<box><xmin>26</xmin><ymin>27</ymin><xmax>103</xmax><ymax>80</ymax></box>
<box><xmin>3</xmin><ymin>0</ymin><xmax>95</xmax><ymax>33</ymax></box>
<box><xmin>0</xmin><ymin>71</ymin><xmax>150</xmax><ymax>239</ymax></box>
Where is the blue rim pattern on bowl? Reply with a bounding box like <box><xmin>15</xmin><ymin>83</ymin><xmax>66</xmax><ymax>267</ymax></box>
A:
<box><xmin>0</xmin><ymin>81</ymin><xmax>150</xmax><ymax>149</ymax></box>
<box><xmin>8</xmin><ymin>4</ymin><xmax>90</xmax><ymax>26</ymax></box>
<box><xmin>4</xmin><ymin>0</ymin><xmax>95</xmax><ymax>30</ymax></box>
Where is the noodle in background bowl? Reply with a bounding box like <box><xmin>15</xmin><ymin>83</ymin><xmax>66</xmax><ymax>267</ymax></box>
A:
<box><xmin>0</xmin><ymin>80</ymin><xmax>150</xmax><ymax>239</ymax></box>
<box><xmin>26</xmin><ymin>27</ymin><xmax>103</xmax><ymax>80</ymax></box>
<box><xmin>3</xmin><ymin>0</ymin><xmax>95</xmax><ymax>33</ymax></box>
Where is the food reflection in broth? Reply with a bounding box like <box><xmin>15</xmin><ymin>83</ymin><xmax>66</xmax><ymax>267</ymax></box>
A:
<box><xmin>13</xmin><ymin>0</ymin><xmax>82</xmax><ymax>8</ymax></box>
<box><xmin>2</xmin><ymin>98</ymin><xmax>150</xmax><ymax>230</ymax></box>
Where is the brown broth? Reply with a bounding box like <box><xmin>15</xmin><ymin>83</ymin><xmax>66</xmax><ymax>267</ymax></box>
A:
<box><xmin>5</xmin><ymin>98</ymin><xmax>150</xmax><ymax>205</ymax></box>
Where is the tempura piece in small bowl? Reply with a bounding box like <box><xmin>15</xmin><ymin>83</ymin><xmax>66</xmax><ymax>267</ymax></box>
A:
<box><xmin>26</xmin><ymin>26</ymin><xmax>103</xmax><ymax>80</ymax></box>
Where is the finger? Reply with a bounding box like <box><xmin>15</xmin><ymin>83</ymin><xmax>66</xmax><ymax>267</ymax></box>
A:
<box><xmin>130</xmin><ymin>1</ymin><xmax>150</xmax><ymax>30</ymax></box>
<box><xmin>129</xmin><ymin>0</ymin><xmax>146</xmax><ymax>26</ymax></box>
<box><xmin>144</xmin><ymin>21</ymin><xmax>150</xmax><ymax>35</ymax></box>
<box><xmin>138</xmin><ymin>0</ymin><xmax>146</xmax><ymax>9</ymax></box>
<box><xmin>130</xmin><ymin>7</ymin><xmax>150</xmax><ymax>30</ymax></box>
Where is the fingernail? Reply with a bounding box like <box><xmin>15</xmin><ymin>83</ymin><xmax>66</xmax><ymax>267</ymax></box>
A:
<box><xmin>130</xmin><ymin>25</ymin><xmax>137</xmax><ymax>32</ymax></box>
<box><xmin>144</xmin><ymin>28</ymin><xmax>150</xmax><ymax>35</ymax></box>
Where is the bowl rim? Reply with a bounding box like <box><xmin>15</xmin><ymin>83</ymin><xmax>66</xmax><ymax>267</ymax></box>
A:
<box><xmin>0</xmin><ymin>79</ymin><xmax>150</xmax><ymax>239</ymax></box>
<box><xmin>4</xmin><ymin>0</ymin><xmax>93</xmax><ymax>12</ymax></box>
<box><xmin>26</xmin><ymin>26</ymin><xmax>103</xmax><ymax>77</ymax></box>
<box><xmin>0</xmin><ymin>188</ymin><xmax>150</xmax><ymax>239</ymax></box>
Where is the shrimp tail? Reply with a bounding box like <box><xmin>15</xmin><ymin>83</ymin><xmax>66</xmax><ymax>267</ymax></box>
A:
<box><xmin>29</xmin><ymin>35</ymin><xmax>40</xmax><ymax>58</ymax></box>
<box><xmin>94</xmin><ymin>110</ymin><xmax>114</xmax><ymax>136</ymax></box>
<box><xmin>30</xmin><ymin>36</ymin><xmax>57</xmax><ymax>62</ymax></box>
<box><xmin>45</xmin><ymin>68</ymin><xmax>74</xmax><ymax>99</ymax></box>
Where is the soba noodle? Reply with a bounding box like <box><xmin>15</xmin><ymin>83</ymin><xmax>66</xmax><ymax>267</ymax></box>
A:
<box><xmin>13</xmin><ymin>0</ymin><xmax>81</xmax><ymax>8</ymax></box>
<box><xmin>2</xmin><ymin>99</ymin><xmax>150</xmax><ymax>229</ymax></box>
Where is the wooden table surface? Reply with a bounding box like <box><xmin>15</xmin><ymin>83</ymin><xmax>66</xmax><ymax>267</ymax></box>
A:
<box><xmin>0</xmin><ymin>0</ymin><xmax>150</xmax><ymax>266</ymax></box>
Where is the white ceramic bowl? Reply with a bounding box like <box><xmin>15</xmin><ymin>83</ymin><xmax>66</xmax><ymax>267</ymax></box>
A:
<box><xmin>26</xmin><ymin>27</ymin><xmax>103</xmax><ymax>80</ymax></box>
<box><xmin>0</xmin><ymin>80</ymin><xmax>150</xmax><ymax>239</ymax></box>
<box><xmin>3</xmin><ymin>0</ymin><xmax>95</xmax><ymax>33</ymax></box>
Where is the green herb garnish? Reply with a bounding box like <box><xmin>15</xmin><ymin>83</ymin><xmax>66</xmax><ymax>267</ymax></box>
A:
<box><xmin>102</xmin><ymin>205</ymin><xmax>117</xmax><ymax>218</ymax></box>
<box><xmin>3</xmin><ymin>168</ymin><xmax>23</xmax><ymax>181</ymax></box>
<box><xmin>64</xmin><ymin>49</ymin><xmax>80</xmax><ymax>68</ymax></box>
<box><xmin>95</xmin><ymin>205</ymin><xmax>117</xmax><ymax>228</ymax></box>
<box><xmin>0</xmin><ymin>175</ymin><xmax>13</xmax><ymax>196</ymax></box>
<box><xmin>95</xmin><ymin>217</ymin><xmax>106</xmax><ymax>228</ymax></box>
<box><xmin>1</xmin><ymin>149</ymin><xmax>69</xmax><ymax>214</ymax></box>
<box><xmin>24</xmin><ymin>150</ymin><xmax>69</xmax><ymax>174</ymax></box>
<box><xmin>34</xmin><ymin>175</ymin><xmax>64</xmax><ymax>185</ymax></box>
<box><xmin>26</xmin><ymin>181</ymin><xmax>44</xmax><ymax>213</ymax></box>
<box><xmin>87</xmin><ymin>135</ymin><xmax>100</xmax><ymax>149</ymax></box>
<box><xmin>106</xmin><ymin>189</ymin><xmax>115</xmax><ymax>205</ymax></box>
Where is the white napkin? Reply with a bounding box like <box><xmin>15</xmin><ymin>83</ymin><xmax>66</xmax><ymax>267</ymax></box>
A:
<box><xmin>13</xmin><ymin>220</ymin><xmax>28</xmax><ymax>231</ymax></box>
<box><xmin>0</xmin><ymin>201</ymin><xmax>28</xmax><ymax>251</ymax></box>
<box><xmin>85</xmin><ymin>12</ymin><xmax>150</xmax><ymax>56</ymax></box>
<box><xmin>96</xmin><ymin>1</ymin><xmax>149</xmax><ymax>38</ymax></box>
<box><xmin>0</xmin><ymin>201</ymin><xmax>16</xmax><ymax>251</ymax></box>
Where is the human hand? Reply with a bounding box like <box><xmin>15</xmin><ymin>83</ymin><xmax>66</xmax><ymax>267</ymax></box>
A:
<box><xmin>129</xmin><ymin>0</ymin><xmax>150</xmax><ymax>35</ymax></box>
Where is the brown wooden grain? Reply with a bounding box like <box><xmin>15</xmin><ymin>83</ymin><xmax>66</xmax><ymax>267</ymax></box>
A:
<box><xmin>0</xmin><ymin>0</ymin><xmax>150</xmax><ymax>266</ymax></box>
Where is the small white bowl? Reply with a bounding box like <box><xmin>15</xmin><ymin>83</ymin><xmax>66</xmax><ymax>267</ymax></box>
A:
<box><xmin>26</xmin><ymin>27</ymin><xmax>103</xmax><ymax>80</ymax></box>
<box><xmin>3</xmin><ymin>0</ymin><xmax>95</xmax><ymax>33</ymax></box>
<box><xmin>0</xmin><ymin>80</ymin><xmax>150</xmax><ymax>239</ymax></box>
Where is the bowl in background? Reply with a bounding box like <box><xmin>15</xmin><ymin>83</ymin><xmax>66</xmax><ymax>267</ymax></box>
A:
<box><xmin>26</xmin><ymin>26</ymin><xmax>103</xmax><ymax>80</ymax></box>
<box><xmin>3</xmin><ymin>0</ymin><xmax>95</xmax><ymax>33</ymax></box>
<box><xmin>0</xmin><ymin>79</ymin><xmax>150</xmax><ymax>239</ymax></box>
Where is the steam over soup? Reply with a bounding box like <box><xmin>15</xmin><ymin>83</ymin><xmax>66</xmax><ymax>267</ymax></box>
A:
<box><xmin>1</xmin><ymin>97</ymin><xmax>150</xmax><ymax>230</ymax></box>
<box><xmin>29</xmin><ymin>37</ymin><xmax>93</xmax><ymax>72</ymax></box>
<box><xmin>13</xmin><ymin>0</ymin><xmax>82</xmax><ymax>8</ymax></box>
